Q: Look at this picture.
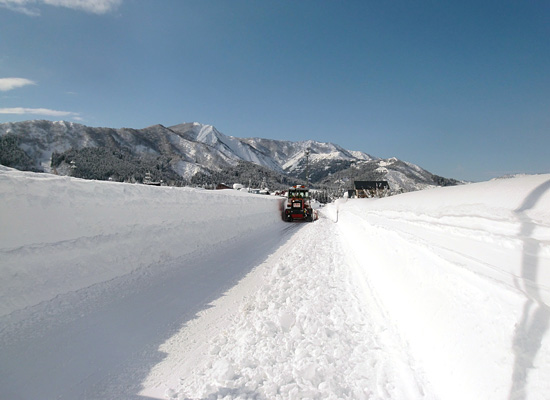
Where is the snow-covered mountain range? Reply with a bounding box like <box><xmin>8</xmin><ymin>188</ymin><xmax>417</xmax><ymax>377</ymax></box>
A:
<box><xmin>0</xmin><ymin>120</ymin><xmax>459</xmax><ymax>192</ymax></box>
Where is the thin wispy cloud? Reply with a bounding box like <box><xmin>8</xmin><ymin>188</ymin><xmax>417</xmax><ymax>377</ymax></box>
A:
<box><xmin>0</xmin><ymin>0</ymin><xmax>122</xmax><ymax>16</ymax></box>
<box><xmin>0</xmin><ymin>78</ymin><xmax>37</xmax><ymax>91</ymax></box>
<box><xmin>0</xmin><ymin>107</ymin><xmax>80</xmax><ymax>118</ymax></box>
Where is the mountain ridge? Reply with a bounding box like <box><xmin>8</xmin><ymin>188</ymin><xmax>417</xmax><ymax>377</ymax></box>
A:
<box><xmin>0</xmin><ymin>120</ymin><xmax>460</xmax><ymax>192</ymax></box>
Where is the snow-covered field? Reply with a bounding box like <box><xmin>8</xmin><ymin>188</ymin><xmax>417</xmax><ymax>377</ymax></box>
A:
<box><xmin>1</xmin><ymin>166</ymin><xmax>549</xmax><ymax>399</ymax></box>
<box><xmin>331</xmin><ymin>176</ymin><xmax>550</xmax><ymax>400</ymax></box>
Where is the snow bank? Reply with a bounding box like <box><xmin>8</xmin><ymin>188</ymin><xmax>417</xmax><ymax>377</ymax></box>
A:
<box><xmin>331</xmin><ymin>174</ymin><xmax>550</xmax><ymax>400</ymax></box>
<box><xmin>0</xmin><ymin>166</ymin><xmax>283</xmax><ymax>317</ymax></box>
<box><xmin>337</xmin><ymin>175</ymin><xmax>550</xmax><ymax>302</ymax></box>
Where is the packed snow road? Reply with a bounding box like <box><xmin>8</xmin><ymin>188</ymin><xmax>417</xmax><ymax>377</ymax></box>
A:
<box><xmin>151</xmin><ymin>218</ymin><xmax>431</xmax><ymax>400</ymax></box>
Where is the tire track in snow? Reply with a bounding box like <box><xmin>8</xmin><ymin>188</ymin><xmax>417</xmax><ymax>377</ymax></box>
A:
<box><xmin>170</xmin><ymin>218</ymin><xmax>430</xmax><ymax>400</ymax></box>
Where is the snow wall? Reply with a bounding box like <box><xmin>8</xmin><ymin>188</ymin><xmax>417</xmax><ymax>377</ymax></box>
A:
<box><xmin>0</xmin><ymin>166</ymin><xmax>284</xmax><ymax>317</ymax></box>
<box><xmin>331</xmin><ymin>174</ymin><xmax>550</xmax><ymax>400</ymax></box>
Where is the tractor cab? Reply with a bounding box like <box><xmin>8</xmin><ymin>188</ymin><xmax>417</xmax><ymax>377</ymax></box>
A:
<box><xmin>283</xmin><ymin>185</ymin><xmax>315</xmax><ymax>222</ymax></box>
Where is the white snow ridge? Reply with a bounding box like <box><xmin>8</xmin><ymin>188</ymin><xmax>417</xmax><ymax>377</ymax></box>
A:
<box><xmin>1</xmin><ymin>166</ymin><xmax>549</xmax><ymax>400</ymax></box>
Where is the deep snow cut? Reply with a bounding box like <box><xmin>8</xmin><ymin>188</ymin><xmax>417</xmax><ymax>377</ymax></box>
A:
<box><xmin>1</xmin><ymin>167</ymin><xmax>549</xmax><ymax>400</ymax></box>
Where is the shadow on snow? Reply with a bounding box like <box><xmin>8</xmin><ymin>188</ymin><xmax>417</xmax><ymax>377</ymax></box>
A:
<box><xmin>508</xmin><ymin>179</ymin><xmax>550</xmax><ymax>400</ymax></box>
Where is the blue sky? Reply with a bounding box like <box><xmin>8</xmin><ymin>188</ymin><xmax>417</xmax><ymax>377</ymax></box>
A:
<box><xmin>1</xmin><ymin>0</ymin><xmax>548</xmax><ymax>181</ymax></box>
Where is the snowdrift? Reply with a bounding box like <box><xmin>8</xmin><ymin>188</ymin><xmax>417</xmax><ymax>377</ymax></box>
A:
<box><xmin>0</xmin><ymin>166</ymin><xmax>283</xmax><ymax>317</ymax></box>
<box><xmin>332</xmin><ymin>174</ymin><xmax>550</xmax><ymax>400</ymax></box>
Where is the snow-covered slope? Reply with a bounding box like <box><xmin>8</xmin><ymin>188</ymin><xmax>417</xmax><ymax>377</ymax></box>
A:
<box><xmin>170</xmin><ymin>123</ymin><xmax>283</xmax><ymax>172</ymax></box>
<box><xmin>0</xmin><ymin>120</ymin><xmax>238</xmax><ymax>179</ymax></box>
<box><xmin>1</xmin><ymin>120</ymin><xmax>457</xmax><ymax>191</ymax></box>
<box><xmin>238</xmin><ymin>137</ymin><xmax>375</xmax><ymax>171</ymax></box>
<box><xmin>1</xmin><ymin>167</ymin><xmax>549</xmax><ymax>399</ymax></box>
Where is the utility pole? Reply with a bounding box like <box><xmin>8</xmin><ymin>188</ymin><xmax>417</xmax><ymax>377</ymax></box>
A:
<box><xmin>305</xmin><ymin>147</ymin><xmax>311</xmax><ymax>188</ymax></box>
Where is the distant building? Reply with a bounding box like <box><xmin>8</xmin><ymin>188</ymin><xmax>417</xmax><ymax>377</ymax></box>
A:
<box><xmin>353</xmin><ymin>181</ymin><xmax>390</xmax><ymax>198</ymax></box>
<box><xmin>216</xmin><ymin>183</ymin><xmax>232</xmax><ymax>190</ymax></box>
<box><xmin>143</xmin><ymin>172</ymin><xmax>161</xmax><ymax>186</ymax></box>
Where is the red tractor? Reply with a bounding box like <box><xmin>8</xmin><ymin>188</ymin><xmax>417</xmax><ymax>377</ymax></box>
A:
<box><xmin>283</xmin><ymin>185</ymin><xmax>316</xmax><ymax>222</ymax></box>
